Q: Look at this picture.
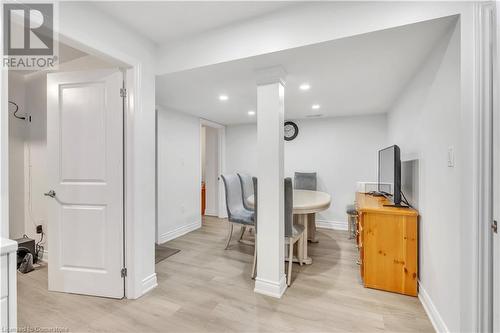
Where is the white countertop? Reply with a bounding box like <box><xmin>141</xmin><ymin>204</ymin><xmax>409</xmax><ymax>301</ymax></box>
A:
<box><xmin>1</xmin><ymin>238</ymin><xmax>18</xmax><ymax>255</ymax></box>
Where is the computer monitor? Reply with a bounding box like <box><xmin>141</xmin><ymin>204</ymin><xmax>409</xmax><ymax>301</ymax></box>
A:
<box><xmin>378</xmin><ymin>145</ymin><xmax>402</xmax><ymax>206</ymax></box>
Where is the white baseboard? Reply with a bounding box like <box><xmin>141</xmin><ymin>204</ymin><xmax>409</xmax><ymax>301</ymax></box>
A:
<box><xmin>157</xmin><ymin>221</ymin><xmax>201</xmax><ymax>244</ymax></box>
<box><xmin>204</xmin><ymin>209</ymin><xmax>217</xmax><ymax>216</ymax></box>
<box><xmin>316</xmin><ymin>219</ymin><xmax>348</xmax><ymax>231</ymax></box>
<box><xmin>418</xmin><ymin>281</ymin><xmax>449</xmax><ymax>333</ymax></box>
<box><xmin>254</xmin><ymin>275</ymin><xmax>287</xmax><ymax>298</ymax></box>
<box><xmin>141</xmin><ymin>273</ymin><xmax>157</xmax><ymax>296</ymax></box>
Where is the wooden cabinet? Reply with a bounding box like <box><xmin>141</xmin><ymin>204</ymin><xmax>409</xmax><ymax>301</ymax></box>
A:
<box><xmin>355</xmin><ymin>192</ymin><xmax>418</xmax><ymax>296</ymax></box>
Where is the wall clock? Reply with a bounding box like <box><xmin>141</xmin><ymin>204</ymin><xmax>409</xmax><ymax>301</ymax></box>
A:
<box><xmin>284</xmin><ymin>121</ymin><xmax>299</xmax><ymax>141</ymax></box>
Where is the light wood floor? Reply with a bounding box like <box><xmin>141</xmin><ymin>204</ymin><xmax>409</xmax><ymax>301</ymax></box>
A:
<box><xmin>18</xmin><ymin>216</ymin><xmax>433</xmax><ymax>332</ymax></box>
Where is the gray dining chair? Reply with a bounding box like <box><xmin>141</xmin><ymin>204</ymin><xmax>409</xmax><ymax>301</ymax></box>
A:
<box><xmin>238</xmin><ymin>173</ymin><xmax>254</xmax><ymax>241</ymax></box>
<box><xmin>237</xmin><ymin>173</ymin><xmax>254</xmax><ymax>211</ymax></box>
<box><xmin>294</xmin><ymin>172</ymin><xmax>318</xmax><ymax>243</ymax></box>
<box><xmin>221</xmin><ymin>174</ymin><xmax>255</xmax><ymax>250</ymax></box>
<box><xmin>346</xmin><ymin>204</ymin><xmax>358</xmax><ymax>239</ymax></box>
<box><xmin>285</xmin><ymin>177</ymin><xmax>304</xmax><ymax>286</ymax></box>
<box><xmin>294</xmin><ymin>172</ymin><xmax>317</xmax><ymax>191</ymax></box>
<box><xmin>251</xmin><ymin>177</ymin><xmax>258</xmax><ymax>279</ymax></box>
<box><xmin>251</xmin><ymin>177</ymin><xmax>304</xmax><ymax>286</ymax></box>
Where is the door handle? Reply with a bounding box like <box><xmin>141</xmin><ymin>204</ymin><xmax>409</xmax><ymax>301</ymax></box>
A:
<box><xmin>44</xmin><ymin>190</ymin><xmax>56</xmax><ymax>198</ymax></box>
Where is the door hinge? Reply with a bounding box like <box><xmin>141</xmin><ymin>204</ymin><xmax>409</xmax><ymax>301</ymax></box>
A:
<box><xmin>121</xmin><ymin>267</ymin><xmax>127</xmax><ymax>278</ymax></box>
<box><xmin>120</xmin><ymin>88</ymin><xmax>127</xmax><ymax>98</ymax></box>
<box><xmin>492</xmin><ymin>220</ymin><xmax>498</xmax><ymax>234</ymax></box>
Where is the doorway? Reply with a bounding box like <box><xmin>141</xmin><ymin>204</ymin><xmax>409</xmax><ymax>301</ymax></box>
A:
<box><xmin>201</xmin><ymin>125</ymin><xmax>220</xmax><ymax>217</ymax></box>
<box><xmin>200</xmin><ymin>119</ymin><xmax>226</xmax><ymax>219</ymax></box>
<box><xmin>7</xmin><ymin>42</ymin><xmax>128</xmax><ymax>299</ymax></box>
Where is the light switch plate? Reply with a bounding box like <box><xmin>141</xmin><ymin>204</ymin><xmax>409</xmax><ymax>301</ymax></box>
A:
<box><xmin>447</xmin><ymin>146</ymin><xmax>455</xmax><ymax>167</ymax></box>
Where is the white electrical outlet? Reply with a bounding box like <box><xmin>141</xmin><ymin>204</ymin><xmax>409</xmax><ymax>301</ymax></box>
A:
<box><xmin>447</xmin><ymin>146</ymin><xmax>455</xmax><ymax>167</ymax></box>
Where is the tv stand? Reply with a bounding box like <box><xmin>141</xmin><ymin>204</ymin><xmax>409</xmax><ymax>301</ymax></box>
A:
<box><xmin>355</xmin><ymin>192</ymin><xmax>418</xmax><ymax>296</ymax></box>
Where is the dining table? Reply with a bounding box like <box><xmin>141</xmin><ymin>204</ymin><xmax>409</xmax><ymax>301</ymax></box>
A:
<box><xmin>247</xmin><ymin>189</ymin><xmax>331</xmax><ymax>264</ymax></box>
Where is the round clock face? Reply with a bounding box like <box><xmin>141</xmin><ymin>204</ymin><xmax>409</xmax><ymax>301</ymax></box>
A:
<box><xmin>284</xmin><ymin>121</ymin><xmax>299</xmax><ymax>141</ymax></box>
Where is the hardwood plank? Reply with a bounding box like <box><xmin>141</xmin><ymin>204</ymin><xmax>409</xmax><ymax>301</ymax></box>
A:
<box><xmin>17</xmin><ymin>216</ymin><xmax>433</xmax><ymax>332</ymax></box>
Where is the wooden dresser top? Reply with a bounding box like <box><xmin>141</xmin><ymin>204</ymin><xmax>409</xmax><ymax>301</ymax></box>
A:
<box><xmin>355</xmin><ymin>192</ymin><xmax>418</xmax><ymax>217</ymax></box>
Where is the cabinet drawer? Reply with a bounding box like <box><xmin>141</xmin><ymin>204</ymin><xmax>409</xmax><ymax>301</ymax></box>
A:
<box><xmin>0</xmin><ymin>296</ymin><xmax>7</xmax><ymax>329</ymax></box>
<box><xmin>0</xmin><ymin>255</ymin><xmax>8</xmax><ymax>298</ymax></box>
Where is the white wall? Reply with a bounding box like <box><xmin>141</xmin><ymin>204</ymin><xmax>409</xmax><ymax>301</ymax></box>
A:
<box><xmin>201</xmin><ymin>126</ymin><xmax>206</xmax><ymax>182</ymax></box>
<box><xmin>204</xmin><ymin>126</ymin><xmax>219</xmax><ymax>216</ymax></box>
<box><xmin>157</xmin><ymin>108</ymin><xmax>201</xmax><ymax>244</ymax></box>
<box><xmin>225</xmin><ymin>114</ymin><xmax>388</xmax><ymax>224</ymax></box>
<box><xmin>8</xmin><ymin>72</ymin><xmax>26</xmax><ymax>239</ymax></box>
<box><xmin>23</xmin><ymin>73</ymin><xmax>48</xmax><ymax>249</ymax></box>
<box><xmin>387</xmin><ymin>21</ymin><xmax>460</xmax><ymax>332</ymax></box>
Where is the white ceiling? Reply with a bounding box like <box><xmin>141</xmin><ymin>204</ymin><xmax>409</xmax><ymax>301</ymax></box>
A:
<box><xmin>58</xmin><ymin>43</ymin><xmax>87</xmax><ymax>63</ymax></box>
<box><xmin>156</xmin><ymin>16</ymin><xmax>457</xmax><ymax>125</ymax></box>
<box><xmin>93</xmin><ymin>1</ymin><xmax>296</xmax><ymax>45</ymax></box>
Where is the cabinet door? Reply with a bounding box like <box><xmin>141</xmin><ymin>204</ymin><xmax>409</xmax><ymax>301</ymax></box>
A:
<box><xmin>363</xmin><ymin>213</ymin><xmax>417</xmax><ymax>296</ymax></box>
<box><xmin>1</xmin><ymin>254</ymin><xmax>8</xmax><ymax>329</ymax></box>
<box><xmin>0</xmin><ymin>255</ymin><xmax>7</xmax><ymax>299</ymax></box>
<box><xmin>357</xmin><ymin>213</ymin><xmax>364</xmax><ymax>279</ymax></box>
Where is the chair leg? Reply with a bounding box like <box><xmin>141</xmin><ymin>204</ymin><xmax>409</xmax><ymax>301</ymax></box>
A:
<box><xmin>238</xmin><ymin>226</ymin><xmax>246</xmax><ymax>241</ymax></box>
<box><xmin>225</xmin><ymin>223</ymin><xmax>234</xmax><ymax>250</ymax></box>
<box><xmin>308</xmin><ymin>214</ymin><xmax>318</xmax><ymax>243</ymax></box>
<box><xmin>251</xmin><ymin>239</ymin><xmax>257</xmax><ymax>279</ymax></box>
<box><xmin>347</xmin><ymin>215</ymin><xmax>353</xmax><ymax>239</ymax></box>
<box><xmin>287</xmin><ymin>240</ymin><xmax>294</xmax><ymax>286</ymax></box>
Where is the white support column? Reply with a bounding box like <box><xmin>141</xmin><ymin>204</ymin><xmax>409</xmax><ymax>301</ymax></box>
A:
<box><xmin>254</xmin><ymin>67</ymin><xmax>286</xmax><ymax>298</ymax></box>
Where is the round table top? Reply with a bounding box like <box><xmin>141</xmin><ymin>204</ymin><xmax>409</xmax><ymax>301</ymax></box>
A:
<box><xmin>247</xmin><ymin>189</ymin><xmax>331</xmax><ymax>214</ymax></box>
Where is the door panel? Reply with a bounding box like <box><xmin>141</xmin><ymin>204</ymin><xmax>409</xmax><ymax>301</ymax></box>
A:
<box><xmin>47</xmin><ymin>70</ymin><xmax>124</xmax><ymax>298</ymax></box>
<box><xmin>59</xmin><ymin>83</ymin><xmax>107</xmax><ymax>183</ymax></box>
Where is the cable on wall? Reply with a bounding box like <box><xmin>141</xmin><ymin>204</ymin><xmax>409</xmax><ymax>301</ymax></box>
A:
<box><xmin>9</xmin><ymin>100</ymin><xmax>26</xmax><ymax>120</ymax></box>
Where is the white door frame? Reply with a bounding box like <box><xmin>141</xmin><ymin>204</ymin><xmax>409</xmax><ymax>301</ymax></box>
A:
<box><xmin>492</xmin><ymin>2</ymin><xmax>500</xmax><ymax>332</ymax></box>
<box><xmin>199</xmin><ymin>119</ymin><xmax>226</xmax><ymax>219</ymax></box>
<box><xmin>476</xmin><ymin>2</ymin><xmax>496</xmax><ymax>332</ymax></box>
<box><xmin>0</xmin><ymin>36</ymin><xmax>142</xmax><ymax>299</ymax></box>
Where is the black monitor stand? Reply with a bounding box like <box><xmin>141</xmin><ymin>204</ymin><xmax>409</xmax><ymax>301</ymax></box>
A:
<box><xmin>367</xmin><ymin>191</ymin><xmax>391</xmax><ymax>197</ymax></box>
<box><xmin>383</xmin><ymin>203</ymin><xmax>410</xmax><ymax>208</ymax></box>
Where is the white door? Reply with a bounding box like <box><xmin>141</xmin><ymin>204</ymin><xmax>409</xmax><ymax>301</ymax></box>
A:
<box><xmin>47</xmin><ymin>70</ymin><xmax>124</xmax><ymax>298</ymax></box>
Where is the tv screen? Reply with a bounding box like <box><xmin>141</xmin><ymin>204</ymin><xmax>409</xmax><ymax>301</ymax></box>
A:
<box><xmin>378</xmin><ymin>145</ymin><xmax>401</xmax><ymax>205</ymax></box>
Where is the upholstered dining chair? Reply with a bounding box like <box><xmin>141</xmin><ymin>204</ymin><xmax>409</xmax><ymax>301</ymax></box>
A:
<box><xmin>221</xmin><ymin>174</ymin><xmax>255</xmax><ymax>250</ymax></box>
<box><xmin>237</xmin><ymin>173</ymin><xmax>254</xmax><ymax>211</ymax></box>
<box><xmin>285</xmin><ymin>177</ymin><xmax>304</xmax><ymax>286</ymax></box>
<box><xmin>251</xmin><ymin>177</ymin><xmax>304</xmax><ymax>286</ymax></box>
<box><xmin>237</xmin><ymin>173</ymin><xmax>254</xmax><ymax>241</ymax></box>
<box><xmin>294</xmin><ymin>172</ymin><xmax>318</xmax><ymax>243</ymax></box>
<box><xmin>251</xmin><ymin>176</ymin><xmax>258</xmax><ymax>279</ymax></box>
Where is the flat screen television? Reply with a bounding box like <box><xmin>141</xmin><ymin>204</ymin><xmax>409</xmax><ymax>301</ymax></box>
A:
<box><xmin>378</xmin><ymin>145</ymin><xmax>402</xmax><ymax>206</ymax></box>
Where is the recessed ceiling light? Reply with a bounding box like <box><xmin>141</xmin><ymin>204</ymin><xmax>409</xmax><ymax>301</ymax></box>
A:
<box><xmin>219</xmin><ymin>94</ymin><xmax>228</xmax><ymax>101</ymax></box>
<box><xmin>248</xmin><ymin>110</ymin><xmax>256</xmax><ymax>116</ymax></box>
<box><xmin>299</xmin><ymin>83</ymin><xmax>311</xmax><ymax>91</ymax></box>
<box><xmin>312</xmin><ymin>104</ymin><xmax>320</xmax><ymax>110</ymax></box>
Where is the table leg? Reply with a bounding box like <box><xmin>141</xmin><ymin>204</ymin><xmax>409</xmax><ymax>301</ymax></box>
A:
<box><xmin>298</xmin><ymin>214</ymin><xmax>312</xmax><ymax>265</ymax></box>
<box><xmin>308</xmin><ymin>214</ymin><xmax>319</xmax><ymax>243</ymax></box>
